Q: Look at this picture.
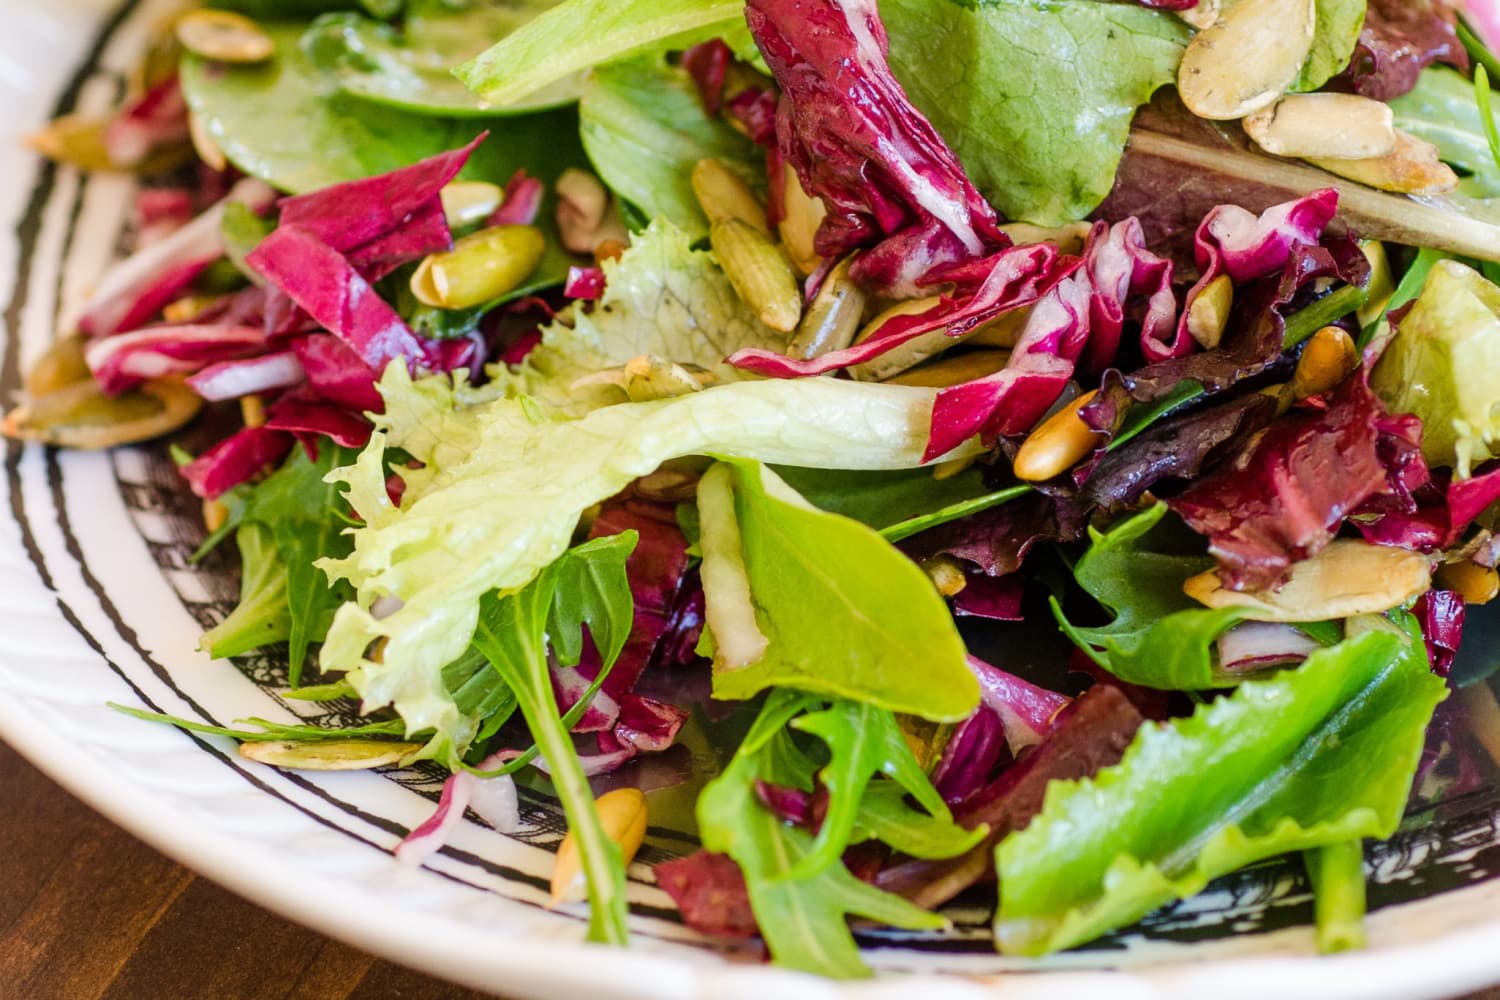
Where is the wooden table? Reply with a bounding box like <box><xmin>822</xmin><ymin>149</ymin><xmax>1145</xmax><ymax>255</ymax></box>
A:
<box><xmin>4</xmin><ymin>737</ymin><xmax>1499</xmax><ymax>1000</ymax></box>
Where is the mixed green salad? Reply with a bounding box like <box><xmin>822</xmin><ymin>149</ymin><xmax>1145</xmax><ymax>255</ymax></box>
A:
<box><xmin>12</xmin><ymin>0</ymin><xmax>1500</xmax><ymax>977</ymax></box>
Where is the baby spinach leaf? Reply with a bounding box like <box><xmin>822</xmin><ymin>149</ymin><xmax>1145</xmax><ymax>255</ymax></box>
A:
<box><xmin>469</xmin><ymin>532</ymin><xmax>637</xmax><ymax>945</ymax></box>
<box><xmin>182</xmin><ymin>21</ymin><xmax>587</xmax><ymax>194</ymax></box>
<box><xmin>1053</xmin><ymin>503</ymin><xmax>1248</xmax><ymax>689</ymax></box>
<box><xmin>697</xmin><ymin>692</ymin><xmax>950</xmax><ymax>979</ymax></box>
<box><xmin>303</xmin><ymin>0</ymin><xmax>580</xmax><ymax>116</ymax></box>
<box><xmin>995</xmin><ymin>628</ymin><xmax>1445</xmax><ymax>955</ymax></box>
<box><xmin>881</xmin><ymin>0</ymin><xmax>1189</xmax><ymax>226</ymax></box>
<box><xmin>1294</xmin><ymin>0</ymin><xmax>1368</xmax><ymax>93</ymax></box>
<box><xmin>700</xmin><ymin>458</ymin><xmax>978</xmax><ymax>721</ymax></box>
<box><xmin>579</xmin><ymin>55</ymin><xmax>762</xmax><ymax>239</ymax></box>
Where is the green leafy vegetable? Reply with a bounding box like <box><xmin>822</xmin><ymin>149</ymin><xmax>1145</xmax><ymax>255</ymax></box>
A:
<box><xmin>696</xmin><ymin>459</ymin><xmax>977</xmax><ymax>721</ymax></box>
<box><xmin>579</xmin><ymin>56</ymin><xmax>763</xmax><ymax>238</ymax></box>
<box><xmin>696</xmin><ymin>691</ymin><xmax>954</xmax><ymax>979</ymax></box>
<box><xmin>766</xmin><ymin>464</ymin><xmax>1031</xmax><ymax>542</ymax></box>
<box><xmin>995</xmin><ymin>628</ymin><xmax>1445</xmax><ymax>955</ymax></box>
<box><xmin>1305</xmin><ymin>840</ymin><xmax>1368</xmax><ymax>953</ymax></box>
<box><xmin>1293</xmin><ymin>0</ymin><xmax>1368</xmax><ymax>93</ymax></box>
<box><xmin>468</xmin><ymin>533</ymin><xmax>637</xmax><ymax>944</ymax></box>
<box><xmin>199</xmin><ymin>445</ymin><xmax>360</xmax><ymax>683</ymax></box>
<box><xmin>181</xmin><ymin>22</ymin><xmax>587</xmax><ymax>194</ymax></box>
<box><xmin>302</xmin><ymin>0</ymin><xmax>581</xmax><ymax>116</ymax></box>
<box><xmin>1053</xmin><ymin>503</ymin><xmax>1248</xmax><ymax>689</ymax></box>
<box><xmin>220</xmin><ymin>200</ymin><xmax>276</xmax><ymax>283</ymax></box>
<box><xmin>1370</xmin><ymin>259</ymin><xmax>1500</xmax><ymax>475</ymax></box>
<box><xmin>1391</xmin><ymin>66</ymin><xmax>1500</xmax><ymax>199</ymax></box>
<box><xmin>854</xmin><ymin>781</ymin><xmax>987</xmax><ymax>860</ymax></box>
<box><xmin>318</xmin><ymin>366</ymin><xmax>980</xmax><ymax>755</ymax></box>
<box><xmin>1477</xmin><ymin>66</ymin><xmax>1500</xmax><ymax>174</ymax></box>
<box><xmin>109</xmin><ymin>704</ymin><xmax>407</xmax><ymax>742</ymax></box>
<box><xmin>500</xmin><ymin>219</ymin><xmax>786</xmax><ymax>414</ymax></box>
<box><xmin>881</xmin><ymin>0</ymin><xmax>1189</xmax><ymax>226</ymax></box>
<box><xmin>456</xmin><ymin>0</ymin><xmax>747</xmax><ymax>108</ymax></box>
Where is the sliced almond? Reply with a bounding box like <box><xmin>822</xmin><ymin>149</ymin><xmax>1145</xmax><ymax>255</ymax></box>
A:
<box><xmin>1184</xmin><ymin>539</ymin><xmax>1431</xmax><ymax>622</ymax></box>
<box><xmin>1242</xmin><ymin>93</ymin><xmax>1396</xmax><ymax>161</ymax></box>
<box><xmin>1177</xmin><ymin>0</ymin><xmax>1315</xmax><ymax>120</ymax></box>
<box><xmin>1306</xmin><ymin>130</ymin><xmax>1459</xmax><ymax>195</ymax></box>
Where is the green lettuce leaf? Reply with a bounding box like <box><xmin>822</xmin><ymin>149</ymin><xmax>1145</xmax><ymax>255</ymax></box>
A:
<box><xmin>995</xmin><ymin>627</ymin><xmax>1446</xmax><ymax>955</ymax></box>
<box><xmin>470</xmin><ymin>533</ymin><xmax>637</xmax><ymax>943</ymax></box>
<box><xmin>696</xmin><ymin>458</ymin><xmax>977</xmax><ymax>721</ymax></box>
<box><xmin>1293</xmin><ymin>0</ymin><xmax>1368</xmax><ymax>93</ymax></box>
<box><xmin>181</xmin><ymin>21</ymin><xmax>587</xmax><ymax>195</ymax></box>
<box><xmin>302</xmin><ymin>0</ymin><xmax>581</xmax><ymax>116</ymax></box>
<box><xmin>579</xmin><ymin>56</ymin><xmax>763</xmax><ymax>238</ymax></box>
<box><xmin>882</xmin><ymin>0</ymin><xmax>1189</xmax><ymax>226</ymax></box>
<box><xmin>1053</xmin><ymin>503</ymin><xmax>1248</xmax><ymax>689</ymax></box>
<box><xmin>1370</xmin><ymin>259</ymin><xmax>1500</xmax><ymax>476</ymax></box>
<box><xmin>455</xmin><ymin>0</ymin><xmax>748</xmax><ymax>108</ymax></box>
<box><xmin>199</xmin><ymin>522</ymin><xmax>292</xmax><ymax>658</ymax></box>
<box><xmin>317</xmin><ymin>366</ymin><xmax>978</xmax><ymax>752</ymax></box>
<box><xmin>498</xmin><ymin>219</ymin><xmax>786</xmax><ymax>415</ymax></box>
<box><xmin>697</xmin><ymin>691</ymin><xmax>953</xmax><ymax>979</ymax></box>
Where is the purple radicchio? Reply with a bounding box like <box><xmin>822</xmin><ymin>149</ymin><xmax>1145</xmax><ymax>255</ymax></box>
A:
<box><xmin>1339</xmin><ymin>0</ymin><xmax>1468</xmax><ymax>102</ymax></box>
<box><xmin>180</xmin><ymin>425</ymin><xmax>295</xmax><ymax>500</ymax></box>
<box><xmin>1167</xmin><ymin>375</ymin><xmax>1416</xmax><ymax>591</ymax></box>
<box><xmin>924</xmin><ymin>218</ymin><xmax>1179</xmax><ymax>460</ymax></box>
<box><xmin>1414</xmin><ymin>589</ymin><xmax>1466</xmax><ymax>676</ymax></box>
<box><xmin>655</xmin><ymin>851</ymin><xmax>761</xmax><ymax>940</ymax></box>
<box><xmin>395</xmin><ymin>748</ymin><xmax>521</xmax><ymax>867</ymax></box>
<box><xmin>743</xmin><ymin>0</ymin><xmax>1006</xmax><ymax>295</ymax></box>
<box><xmin>86</xmin><ymin>323</ymin><xmax>268</xmax><ymax>395</ymax></box>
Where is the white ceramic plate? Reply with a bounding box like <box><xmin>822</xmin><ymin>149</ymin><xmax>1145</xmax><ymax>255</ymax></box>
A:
<box><xmin>6</xmin><ymin>2</ymin><xmax>1500</xmax><ymax>997</ymax></box>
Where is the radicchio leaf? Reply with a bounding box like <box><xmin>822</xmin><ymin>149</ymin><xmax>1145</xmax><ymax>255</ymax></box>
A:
<box><xmin>744</xmin><ymin>0</ymin><xmax>1006</xmax><ymax>295</ymax></box>
<box><xmin>655</xmin><ymin>851</ymin><xmax>761</xmax><ymax>940</ymax></box>
<box><xmin>1339</xmin><ymin>0</ymin><xmax>1468</xmax><ymax>102</ymax></box>
<box><xmin>180</xmin><ymin>425</ymin><xmax>295</xmax><ymax>500</ymax></box>
<box><xmin>1414</xmin><ymin>588</ymin><xmax>1466</xmax><ymax>675</ymax></box>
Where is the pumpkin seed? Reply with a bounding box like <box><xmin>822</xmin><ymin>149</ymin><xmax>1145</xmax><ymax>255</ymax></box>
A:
<box><xmin>711</xmin><ymin>218</ymin><xmax>803</xmax><ymax>333</ymax></box>
<box><xmin>788</xmin><ymin>257</ymin><xmax>865</xmax><ymax>359</ymax></box>
<box><xmin>1177</xmin><ymin>0</ymin><xmax>1315</xmax><ymax>120</ymax></box>
<box><xmin>1</xmin><ymin>378</ymin><xmax>202</xmax><ymax>450</ymax></box>
<box><xmin>777</xmin><ymin>161</ymin><xmax>826</xmax><ymax>275</ymax></box>
<box><xmin>410</xmin><ymin>224</ymin><xmax>546</xmax><ymax>310</ymax></box>
<box><xmin>1307</xmin><ymin>130</ymin><xmax>1458</xmax><ymax>195</ymax></box>
<box><xmin>23</xmin><ymin>335</ymin><xmax>92</xmax><ymax>399</ymax></box>
<box><xmin>239</xmin><ymin>739</ymin><xmax>419</xmax><ymax>770</ymax></box>
<box><xmin>692</xmin><ymin>158</ymin><xmax>770</xmax><ymax>235</ymax></box>
<box><xmin>885</xmin><ymin>349</ymin><xmax>1011</xmax><ymax>388</ymax></box>
<box><xmin>550</xmin><ymin>788</ymin><xmax>648</xmax><ymax>905</ymax></box>
<box><xmin>176</xmin><ymin>9</ymin><xmax>275</xmax><ymax>64</ymax></box>
<box><xmin>1186</xmin><ymin>274</ymin><xmax>1234</xmax><ymax>350</ymax></box>
<box><xmin>1184</xmin><ymin>539</ymin><xmax>1431</xmax><ymax>621</ymax></box>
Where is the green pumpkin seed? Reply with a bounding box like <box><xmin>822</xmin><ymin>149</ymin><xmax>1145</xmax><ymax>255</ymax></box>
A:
<box><xmin>410</xmin><ymin>224</ymin><xmax>547</xmax><ymax>310</ymax></box>
<box><xmin>176</xmin><ymin>10</ymin><xmax>275</xmax><ymax>64</ymax></box>
<box><xmin>1</xmin><ymin>378</ymin><xmax>202</xmax><ymax>450</ymax></box>
<box><xmin>239</xmin><ymin>739</ymin><xmax>420</xmax><ymax>771</ymax></box>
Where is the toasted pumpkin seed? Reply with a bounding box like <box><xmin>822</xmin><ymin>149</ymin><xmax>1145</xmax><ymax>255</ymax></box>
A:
<box><xmin>571</xmin><ymin>355</ymin><xmax>713</xmax><ymax>402</ymax></box>
<box><xmin>1292</xmin><ymin>325</ymin><xmax>1358</xmax><ymax>399</ymax></box>
<box><xmin>968</xmin><ymin>307</ymin><xmax>1033</xmax><ymax>350</ymax></box>
<box><xmin>439</xmin><ymin>181</ymin><xmax>503</xmax><ymax>228</ymax></box>
<box><xmin>176</xmin><ymin>9</ymin><xmax>274</xmax><ymax>63</ymax></box>
<box><xmin>778</xmin><ymin>161</ymin><xmax>826</xmax><ymax>275</ymax></box>
<box><xmin>1307</xmin><ymin>130</ymin><xmax>1458</xmax><ymax>195</ymax></box>
<box><xmin>1436</xmin><ymin>560</ymin><xmax>1500</xmax><ymax>605</ymax></box>
<box><xmin>551</xmin><ymin>788</ymin><xmax>648</xmax><ymax>905</ymax></box>
<box><xmin>410</xmin><ymin>224</ymin><xmax>546</xmax><ymax>310</ymax></box>
<box><xmin>692</xmin><ymin>158</ymin><xmax>769</xmax><ymax>235</ymax></box>
<box><xmin>711</xmin><ymin>218</ymin><xmax>802</xmax><ymax>333</ymax></box>
<box><xmin>886</xmin><ymin>349</ymin><xmax>1011</xmax><ymax>388</ymax></box>
<box><xmin>1184</xmin><ymin>540</ymin><xmax>1431</xmax><ymax>621</ymax></box>
<box><xmin>847</xmin><ymin>296</ymin><xmax>947</xmax><ymax>381</ymax></box>
<box><xmin>1</xmin><ymin>378</ymin><xmax>202</xmax><ymax>450</ymax></box>
<box><xmin>1186</xmin><ymin>274</ymin><xmax>1234</xmax><ymax>350</ymax></box>
<box><xmin>23</xmin><ymin>334</ymin><xmax>91</xmax><ymax>398</ymax></box>
<box><xmin>789</xmin><ymin>257</ymin><xmax>865</xmax><ymax>359</ymax></box>
<box><xmin>1242</xmin><ymin>94</ymin><xmax>1396</xmax><ymax>161</ymax></box>
<box><xmin>26</xmin><ymin>114</ymin><xmax>114</xmax><ymax>172</ymax></box>
<box><xmin>239</xmin><ymin>739</ymin><xmax>419</xmax><ymax>770</ymax></box>
<box><xmin>1177</xmin><ymin>0</ymin><xmax>1315</xmax><ymax>120</ymax></box>
<box><xmin>1012</xmin><ymin>389</ymin><xmax>1106</xmax><ymax>482</ymax></box>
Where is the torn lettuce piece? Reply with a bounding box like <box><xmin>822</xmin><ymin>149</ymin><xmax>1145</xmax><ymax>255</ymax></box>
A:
<box><xmin>317</xmin><ymin>367</ymin><xmax>978</xmax><ymax>756</ymax></box>
<box><xmin>1371</xmin><ymin>259</ymin><xmax>1500</xmax><ymax>476</ymax></box>
<box><xmin>1294</xmin><ymin>0</ymin><xmax>1369</xmax><ymax>93</ymax></box>
<box><xmin>695</xmin><ymin>458</ymin><xmax>977</xmax><ymax>721</ymax></box>
<box><xmin>995</xmin><ymin>625</ymin><xmax>1445</xmax><ymax>955</ymax></box>
<box><xmin>497</xmin><ymin>219</ymin><xmax>786</xmax><ymax>415</ymax></box>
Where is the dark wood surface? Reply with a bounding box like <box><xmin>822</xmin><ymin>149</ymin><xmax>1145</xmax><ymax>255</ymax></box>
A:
<box><xmin>3</xmin><ymin>736</ymin><xmax>1499</xmax><ymax>1000</ymax></box>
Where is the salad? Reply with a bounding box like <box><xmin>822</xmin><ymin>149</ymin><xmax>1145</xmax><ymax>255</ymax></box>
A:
<box><xmin>10</xmin><ymin>0</ymin><xmax>1500</xmax><ymax>978</ymax></box>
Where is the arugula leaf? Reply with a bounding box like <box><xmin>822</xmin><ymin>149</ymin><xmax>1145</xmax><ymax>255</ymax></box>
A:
<box><xmin>1053</xmin><ymin>503</ymin><xmax>1248</xmax><ymax>689</ymax></box>
<box><xmin>697</xmin><ymin>692</ymin><xmax>950</xmax><ymax>979</ymax></box>
<box><xmin>1293</xmin><ymin>0</ymin><xmax>1368</xmax><ymax>93</ymax></box>
<box><xmin>579</xmin><ymin>56</ymin><xmax>763</xmax><ymax>239</ymax></box>
<box><xmin>302</xmin><ymin>0</ymin><xmax>581</xmax><ymax>116</ymax></box>
<box><xmin>181</xmin><ymin>22</ymin><xmax>588</xmax><ymax>195</ymax></box>
<box><xmin>200</xmin><ymin>522</ymin><xmax>292</xmax><ymax>658</ymax></box>
<box><xmin>853</xmin><ymin>782</ymin><xmax>987</xmax><ymax>860</ymax></box>
<box><xmin>697</xmin><ymin>458</ymin><xmax>977</xmax><ymax>721</ymax></box>
<box><xmin>468</xmin><ymin>533</ymin><xmax>638</xmax><ymax>944</ymax></box>
<box><xmin>1305</xmin><ymin>840</ymin><xmax>1368</xmax><ymax>953</ymax></box>
<box><xmin>455</xmin><ymin>0</ymin><xmax>747</xmax><ymax>108</ymax></box>
<box><xmin>499</xmin><ymin>219</ymin><xmax>786</xmax><ymax>415</ymax></box>
<box><xmin>881</xmin><ymin>0</ymin><xmax>1188</xmax><ymax>226</ymax></box>
<box><xmin>994</xmin><ymin>628</ymin><xmax>1446</xmax><ymax>955</ymax></box>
